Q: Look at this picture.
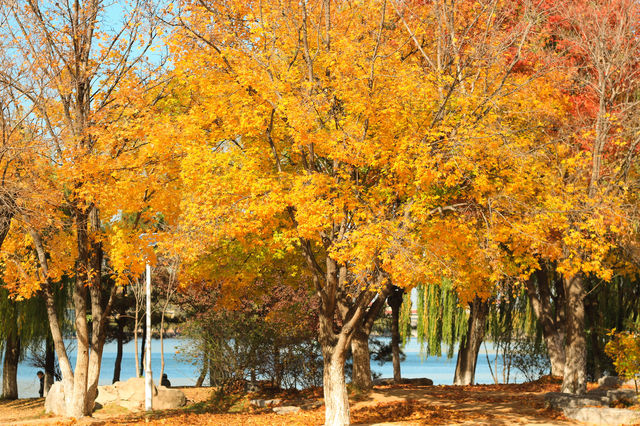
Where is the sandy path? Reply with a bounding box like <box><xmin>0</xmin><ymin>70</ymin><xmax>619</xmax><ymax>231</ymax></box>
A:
<box><xmin>349</xmin><ymin>384</ymin><xmax>573</xmax><ymax>425</ymax></box>
<box><xmin>0</xmin><ymin>398</ymin><xmax>49</xmax><ymax>425</ymax></box>
<box><xmin>0</xmin><ymin>383</ymin><xmax>576</xmax><ymax>425</ymax></box>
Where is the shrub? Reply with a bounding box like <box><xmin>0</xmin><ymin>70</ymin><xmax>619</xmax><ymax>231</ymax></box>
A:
<box><xmin>604</xmin><ymin>329</ymin><xmax>640</xmax><ymax>392</ymax></box>
<box><xmin>511</xmin><ymin>337</ymin><xmax>551</xmax><ymax>382</ymax></box>
<box><xmin>176</xmin><ymin>281</ymin><xmax>322</xmax><ymax>393</ymax></box>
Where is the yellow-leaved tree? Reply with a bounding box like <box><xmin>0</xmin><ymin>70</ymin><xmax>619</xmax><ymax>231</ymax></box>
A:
<box><xmin>167</xmin><ymin>0</ymin><xmax>567</xmax><ymax>422</ymax></box>
<box><xmin>0</xmin><ymin>0</ymin><xmax>180</xmax><ymax>416</ymax></box>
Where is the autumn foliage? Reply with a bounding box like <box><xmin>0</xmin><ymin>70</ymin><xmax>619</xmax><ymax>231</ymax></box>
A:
<box><xmin>605</xmin><ymin>330</ymin><xmax>640</xmax><ymax>390</ymax></box>
<box><xmin>0</xmin><ymin>0</ymin><xmax>637</xmax><ymax>423</ymax></box>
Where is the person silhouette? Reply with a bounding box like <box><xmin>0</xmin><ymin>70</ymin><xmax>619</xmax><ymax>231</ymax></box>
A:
<box><xmin>161</xmin><ymin>373</ymin><xmax>171</xmax><ymax>387</ymax></box>
<box><xmin>37</xmin><ymin>371</ymin><xmax>45</xmax><ymax>397</ymax></box>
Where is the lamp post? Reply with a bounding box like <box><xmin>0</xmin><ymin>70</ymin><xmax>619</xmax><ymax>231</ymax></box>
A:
<box><xmin>145</xmin><ymin>262</ymin><xmax>153</xmax><ymax>411</ymax></box>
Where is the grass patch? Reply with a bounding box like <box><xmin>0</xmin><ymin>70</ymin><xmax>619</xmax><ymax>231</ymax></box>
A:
<box><xmin>179</xmin><ymin>390</ymin><xmax>250</xmax><ymax>415</ymax></box>
<box><xmin>94</xmin><ymin>402</ymin><xmax>131</xmax><ymax>416</ymax></box>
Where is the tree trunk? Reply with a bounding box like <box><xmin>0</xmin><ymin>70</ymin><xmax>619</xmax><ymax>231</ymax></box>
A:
<box><xmin>322</xmin><ymin>344</ymin><xmax>350</xmax><ymax>426</ymax></box>
<box><xmin>348</xmin><ymin>290</ymin><xmax>389</xmax><ymax>390</ymax></box>
<box><xmin>2</xmin><ymin>327</ymin><xmax>20</xmax><ymax>400</ymax></box>
<box><xmin>298</xmin><ymin>242</ymin><xmax>391</xmax><ymax>424</ymax></box>
<box><xmin>526</xmin><ymin>268</ymin><xmax>566</xmax><ymax>377</ymax></box>
<box><xmin>547</xmin><ymin>334</ymin><xmax>566</xmax><ymax>378</ymax></box>
<box><xmin>45</xmin><ymin>335</ymin><xmax>55</xmax><ymax>396</ymax></box>
<box><xmin>34</xmin><ymin>207</ymin><xmax>111</xmax><ymax>417</ymax></box>
<box><xmin>139</xmin><ymin>324</ymin><xmax>146</xmax><ymax>377</ymax></box>
<box><xmin>453</xmin><ymin>296</ymin><xmax>489</xmax><ymax>386</ymax></box>
<box><xmin>68</xmin><ymin>209</ymin><xmax>94</xmax><ymax>417</ymax></box>
<box><xmin>70</xmin><ymin>277</ymin><xmax>90</xmax><ymax>417</ymax></box>
<box><xmin>209</xmin><ymin>352</ymin><xmax>215</xmax><ymax>387</ymax></box>
<box><xmin>388</xmin><ymin>286</ymin><xmax>404</xmax><ymax>383</ymax></box>
<box><xmin>0</xmin><ymin>211</ymin><xmax>16</xmax><ymax>400</ymax></box>
<box><xmin>134</xmin><ymin>306</ymin><xmax>140</xmax><ymax>378</ymax></box>
<box><xmin>83</xmin><ymin>207</ymin><xmax>112</xmax><ymax>415</ymax></box>
<box><xmin>113</xmin><ymin>319</ymin><xmax>125</xmax><ymax>383</ymax></box>
<box><xmin>273</xmin><ymin>346</ymin><xmax>282</xmax><ymax>388</ymax></box>
<box><xmin>30</xmin><ymin>229</ymin><xmax>76</xmax><ymax>415</ymax></box>
<box><xmin>584</xmin><ymin>290</ymin><xmax>603</xmax><ymax>382</ymax></box>
<box><xmin>195</xmin><ymin>353</ymin><xmax>208</xmax><ymax>387</ymax></box>
<box><xmin>85</xmin><ymin>332</ymin><xmax>107</xmax><ymax>414</ymax></box>
<box><xmin>160</xmin><ymin>302</ymin><xmax>168</xmax><ymax>381</ymax></box>
<box><xmin>562</xmin><ymin>274</ymin><xmax>587</xmax><ymax>394</ymax></box>
<box><xmin>350</xmin><ymin>329</ymin><xmax>371</xmax><ymax>390</ymax></box>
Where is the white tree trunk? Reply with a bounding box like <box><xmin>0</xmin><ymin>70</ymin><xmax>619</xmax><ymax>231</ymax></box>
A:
<box><xmin>323</xmin><ymin>350</ymin><xmax>350</xmax><ymax>425</ymax></box>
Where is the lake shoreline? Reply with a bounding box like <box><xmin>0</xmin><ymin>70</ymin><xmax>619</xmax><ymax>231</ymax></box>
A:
<box><xmin>14</xmin><ymin>337</ymin><xmax>526</xmax><ymax>398</ymax></box>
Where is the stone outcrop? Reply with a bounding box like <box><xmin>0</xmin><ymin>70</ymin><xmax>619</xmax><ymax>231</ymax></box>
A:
<box><xmin>154</xmin><ymin>386</ymin><xmax>187</xmax><ymax>410</ymax></box>
<box><xmin>45</xmin><ymin>378</ymin><xmax>187</xmax><ymax>416</ymax></box>
<box><xmin>545</xmin><ymin>392</ymin><xmax>609</xmax><ymax>409</ymax></box>
<box><xmin>273</xmin><ymin>406</ymin><xmax>301</xmax><ymax>415</ymax></box>
<box><xmin>250</xmin><ymin>398</ymin><xmax>282</xmax><ymax>408</ymax></box>
<box><xmin>44</xmin><ymin>382</ymin><xmax>67</xmax><ymax>416</ymax></box>
<box><xmin>373</xmin><ymin>377</ymin><xmax>433</xmax><ymax>386</ymax></box>
<box><xmin>95</xmin><ymin>377</ymin><xmax>186</xmax><ymax>412</ymax></box>
<box><xmin>545</xmin><ymin>379</ymin><xmax>640</xmax><ymax>425</ymax></box>
<box><xmin>563</xmin><ymin>406</ymin><xmax>640</xmax><ymax>425</ymax></box>
<box><xmin>598</xmin><ymin>375</ymin><xmax>622</xmax><ymax>388</ymax></box>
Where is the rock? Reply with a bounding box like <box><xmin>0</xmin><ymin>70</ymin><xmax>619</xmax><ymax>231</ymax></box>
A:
<box><xmin>154</xmin><ymin>386</ymin><xmax>187</xmax><ymax>410</ymax></box>
<box><xmin>563</xmin><ymin>406</ymin><xmax>640</xmax><ymax>425</ymax></box>
<box><xmin>273</xmin><ymin>406</ymin><xmax>301</xmax><ymax>415</ymax></box>
<box><xmin>372</xmin><ymin>377</ymin><xmax>433</xmax><ymax>386</ymax></box>
<box><xmin>607</xmin><ymin>389</ymin><xmax>638</xmax><ymax>404</ymax></box>
<box><xmin>599</xmin><ymin>376</ymin><xmax>622</xmax><ymax>388</ymax></box>
<box><xmin>300</xmin><ymin>400</ymin><xmax>322</xmax><ymax>410</ymax></box>
<box><xmin>250</xmin><ymin>399</ymin><xmax>266</xmax><ymax>407</ymax></box>
<box><xmin>115</xmin><ymin>377</ymin><xmax>158</xmax><ymax>411</ymax></box>
<box><xmin>45</xmin><ymin>378</ymin><xmax>187</xmax><ymax>416</ymax></box>
<box><xmin>408</xmin><ymin>378</ymin><xmax>434</xmax><ymax>386</ymax></box>
<box><xmin>544</xmin><ymin>392</ymin><xmax>608</xmax><ymax>409</ymax></box>
<box><xmin>44</xmin><ymin>382</ymin><xmax>66</xmax><ymax>416</ymax></box>
<box><xmin>95</xmin><ymin>384</ymin><xmax>118</xmax><ymax>406</ymax></box>
<box><xmin>118</xmin><ymin>378</ymin><xmax>155</xmax><ymax>399</ymax></box>
<box><xmin>94</xmin><ymin>378</ymin><xmax>184</xmax><ymax>412</ymax></box>
<box><xmin>250</xmin><ymin>398</ymin><xmax>281</xmax><ymax>408</ymax></box>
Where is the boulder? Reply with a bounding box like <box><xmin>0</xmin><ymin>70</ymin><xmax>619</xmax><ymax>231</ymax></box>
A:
<box><xmin>95</xmin><ymin>384</ymin><xmax>118</xmax><ymax>406</ymax></box>
<box><xmin>546</xmin><ymin>390</ymin><xmax>640</xmax><ymax>425</ymax></box>
<box><xmin>273</xmin><ymin>406</ymin><xmax>301</xmax><ymax>415</ymax></box>
<box><xmin>373</xmin><ymin>377</ymin><xmax>433</xmax><ymax>386</ymax></box>
<box><xmin>563</xmin><ymin>406</ymin><xmax>640</xmax><ymax>425</ymax></box>
<box><xmin>44</xmin><ymin>382</ymin><xmax>67</xmax><ymax>416</ymax></box>
<box><xmin>118</xmin><ymin>378</ymin><xmax>155</xmax><ymax>400</ymax></box>
<box><xmin>599</xmin><ymin>376</ymin><xmax>622</xmax><ymax>388</ymax></box>
<box><xmin>408</xmin><ymin>378</ymin><xmax>434</xmax><ymax>386</ymax></box>
<box><xmin>607</xmin><ymin>389</ymin><xmax>638</xmax><ymax>405</ymax></box>
<box><xmin>45</xmin><ymin>378</ymin><xmax>187</xmax><ymax>416</ymax></box>
<box><xmin>300</xmin><ymin>400</ymin><xmax>322</xmax><ymax>410</ymax></box>
<box><xmin>544</xmin><ymin>392</ymin><xmax>608</xmax><ymax>409</ymax></box>
<box><xmin>93</xmin><ymin>378</ymin><xmax>185</xmax><ymax>412</ymax></box>
<box><xmin>154</xmin><ymin>386</ymin><xmax>187</xmax><ymax>410</ymax></box>
<box><xmin>116</xmin><ymin>378</ymin><xmax>154</xmax><ymax>411</ymax></box>
<box><xmin>250</xmin><ymin>398</ymin><xmax>281</xmax><ymax>408</ymax></box>
<box><xmin>250</xmin><ymin>399</ymin><xmax>266</xmax><ymax>407</ymax></box>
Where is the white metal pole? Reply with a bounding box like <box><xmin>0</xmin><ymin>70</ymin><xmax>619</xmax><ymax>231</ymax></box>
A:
<box><xmin>145</xmin><ymin>262</ymin><xmax>153</xmax><ymax>411</ymax></box>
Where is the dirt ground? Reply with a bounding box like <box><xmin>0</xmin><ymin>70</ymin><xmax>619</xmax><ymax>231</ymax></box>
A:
<box><xmin>0</xmin><ymin>380</ymin><xmax>582</xmax><ymax>425</ymax></box>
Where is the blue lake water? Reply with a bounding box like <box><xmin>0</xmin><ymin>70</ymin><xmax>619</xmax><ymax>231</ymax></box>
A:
<box><xmin>14</xmin><ymin>337</ymin><xmax>525</xmax><ymax>398</ymax></box>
